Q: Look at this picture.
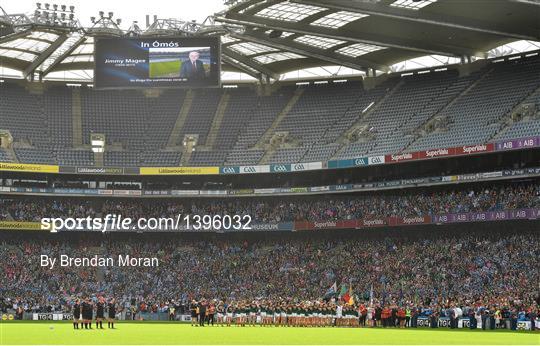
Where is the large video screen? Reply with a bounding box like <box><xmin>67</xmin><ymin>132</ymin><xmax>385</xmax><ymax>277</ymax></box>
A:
<box><xmin>94</xmin><ymin>37</ymin><xmax>220</xmax><ymax>89</ymax></box>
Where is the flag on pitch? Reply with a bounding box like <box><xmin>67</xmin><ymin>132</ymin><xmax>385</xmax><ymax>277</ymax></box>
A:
<box><xmin>338</xmin><ymin>283</ymin><xmax>347</xmax><ymax>298</ymax></box>
<box><xmin>324</xmin><ymin>281</ymin><xmax>337</xmax><ymax>298</ymax></box>
<box><xmin>342</xmin><ymin>283</ymin><xmax>354</xmax><ymax>305</ymax></box>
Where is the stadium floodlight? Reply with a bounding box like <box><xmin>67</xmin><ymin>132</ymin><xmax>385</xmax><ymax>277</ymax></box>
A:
<box><xmin>116</xmin><ymin>18</ymin><xmax>121</xmax><ymax>25</ymax></box>
<box><xmin>108</xmin><ymin>12</ymin><xmax>113</xmax><ymax>19</ymax></box>
<box><xmin>90</xmin><ymin>16</ymin><xmax>96</xmax><ymax>23</ymax></box>
<box><xmin>33</xmin><ymin>2</ymin><xmax>77</xmax><ymax>27</ymax></box>
<box><xmin>69</xmin><ymin>5</ymin><xmax>74</xmax><ymax>12</ymax></box>
<box><xmin>99</xmin><ymin>11</ymin><xmax>104</xmax><ymax>18</ymax></box>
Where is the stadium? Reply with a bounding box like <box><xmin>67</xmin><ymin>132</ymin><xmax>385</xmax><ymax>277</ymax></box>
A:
<box><xmin>0</xmin><ymin>0</ymin><xmax>539</xmax><ymax>345</ymax></box>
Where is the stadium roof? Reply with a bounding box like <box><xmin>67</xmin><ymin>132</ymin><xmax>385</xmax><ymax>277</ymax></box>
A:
<box><xmin>0</xmin><ymin>0</ymin><xmax>539</xmax><ymax>82</ymax></box>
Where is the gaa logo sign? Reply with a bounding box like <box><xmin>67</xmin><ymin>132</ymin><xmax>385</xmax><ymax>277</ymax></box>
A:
<box><xmin>272</xmin><ymin>165</ymin><xmax>288</xmax><ymax>172</ymax></box>
<box><xmin>242</xmin><ymin>166</ymin><xmax>257</xmax><ymax>173</ymax></box>
<box><xmin>293</xmin><ymin>164</ymin><xmax>306</xmax><ymax>171</ymax></box>
<box><xmin>368</xmin><ymin>156</ymin><xmax>385</xmax><ymax>165</ymax></box>
<box><xmin>221</xmin><ymin>167</ymin><xmax>237</xmax><ymax>174</ymax></box>
<box><xmin>354</xmin><ymin>158</ymin><xmax>368</xmax><ymax>166</ymax></box>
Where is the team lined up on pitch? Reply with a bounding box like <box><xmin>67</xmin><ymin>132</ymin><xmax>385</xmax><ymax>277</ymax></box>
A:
<box><xmin>186</xmin><ymin>299</ymin><xmax>538</xmax><ymax>330</ymax></box>
<box><xmin>189</xmin><ymin>300</ymin><xmax>369</xmax><ymax>327</ymax></box>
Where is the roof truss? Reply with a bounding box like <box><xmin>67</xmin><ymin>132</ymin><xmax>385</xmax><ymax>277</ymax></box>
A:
<box><xmin>23</xmin><ymin>33</ymin><xmax>67</xmax><ymax>78</ymax></box>
<box><xmin>41</xmin><ymin>34</ymin><xmax>87</xmax><ymax>75</ymax></box>
<box><xmin>229</xmin><ymin>28</ymin><xmax>387</xmax><ymax>72</ymax></box>
<box><xmin>217</xmin><ymin>7</ymin><xmax>478</xmax><ymax>57</ymax></box>
<box><xmin>222</xmin><ymin>45</ymin><xmax>280</xmax><ymax>79</ymax></box>
<box><xmin>300</xmin><ymin>0</ymin><xmax>540</xmax><ymax>41</ymax></box>
<box><xmin>222</xmin><ymin>55</ymin><xmax>261</xmax><ymax>79</ymax></box>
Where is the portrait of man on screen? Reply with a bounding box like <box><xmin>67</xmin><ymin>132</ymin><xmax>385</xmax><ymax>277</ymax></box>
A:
<box><xmin>180</xmin><ymin>51</ymin><xmax>207</xmax><ymax>81</ymax></box>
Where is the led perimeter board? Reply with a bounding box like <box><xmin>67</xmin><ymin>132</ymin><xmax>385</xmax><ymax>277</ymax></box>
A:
<box><xmin>94</xmin><ymin>37</ymin><xmax>221</xmax><ymax>89</ymax></box>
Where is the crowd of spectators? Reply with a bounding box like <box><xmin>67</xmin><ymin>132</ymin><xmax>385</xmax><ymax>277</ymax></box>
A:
<box><xmin>0</xmin><ymin>199</ymin><xmax>96</xmax><ymax>222</ymax></box>
<box><xmin>1</xmin><ymin>231</ymin><xmax>538</xmax><ymax>321</ymax></box>
<box><xmin>1</xmin><ymin>181</ymin><xmax>538</xmax><ymax>327</ymax></box>
<box><xmin>0</xmin><ymin>182</ymin><xmax>538</xmax><ymax>223</ymax></box>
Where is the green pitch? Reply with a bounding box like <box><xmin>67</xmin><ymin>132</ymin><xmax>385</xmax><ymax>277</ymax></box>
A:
<box><xmin>149</xmin><ymin>60</ymin><xmax>181</xmax><ymax>78</ymax></box>
<box><xmin>0</xmin><ymin>322</ymin><xmax>538</xmax><ymax>345</ymax></box>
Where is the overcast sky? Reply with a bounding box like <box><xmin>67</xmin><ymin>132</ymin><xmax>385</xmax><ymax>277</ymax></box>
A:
<box><xmin>1</xmin><ymin>0</ymin><xmax>227</xmax><ymax>28</ymax></box>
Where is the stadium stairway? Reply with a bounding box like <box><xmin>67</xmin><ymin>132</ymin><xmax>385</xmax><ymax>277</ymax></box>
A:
<box><xmin>72</xmin><ymin>87</ymin><xmax>83</xmax><ymax>147</ymax></box>
<box><xmin>94</xmin><ymin>150</ymin><xmax>104</xmax><ymax>167</ymax></box>
<box><xmin>259</xmin><ymin>150</ymin><xmax>273</xmax><ymax>165</ymax></box>
<box><xmin>401</xmin><ymin>66</ymin><xmax>494</xmax><ymax>153</ymax></box>
<box><xmin>254</xmin><ymin>88</ymin><xmax>305</xmax><ymax>150</ymax></box>
<box><xmin>203</xmin><ymin>92</ymin><xmax>231</xmax><ymax>149</ymax></box>
<box><xmin>4</xmin><ymin>147</ymin><xmax>19</xmax><ymax>163</ymax></box>
<box><xmin>1</xmin><ymin>211</ymin><xmax>14</xmax><ymax>221</ymax></box>
<box><xmin>258</xmin><ymin>133</ymin><xmax>283</xmax><ymax>165</ymax></box>
<box><xmin>488</xmin><ymin>85</ymin><xmax>540</xmax><ymax>142</ymax></box>
<box><xmin>166</xmin><ymin>89</ymin><xmax>194</xmax><ymax>149</ymax></box>
<box><xmin>180</xmin><ymin>143</ymin><xmax>193</xmax><ymax>166</ymax></box>
<box><xmin>330</xmin><ymin>79</ymin><xmax>404</xmax><ymax>159</ymax></box>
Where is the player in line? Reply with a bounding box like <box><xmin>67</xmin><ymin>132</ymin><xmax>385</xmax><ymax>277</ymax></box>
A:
<box><xmin>108</xmin><ymin>298</ymin><xmax>117</xmax><ymax>329</ymax></box>
<box><xmin>82</xmin><ymin>298</ymin><xmax>93</xmax><ymax>329</ymax></box>
<box><xmin>96</xmin><ymin>298</ymin><xmax>105</xmax><ymax>329</ymax></box>
<box><xmin>71</xmin><ymin>297</ymin><xmax>117</xmax><ymax>330</ymax></box>
<box><xmin>72</xmin><ymin>299</ymin><xmax>81</xmax><ymax>329</ymax></box>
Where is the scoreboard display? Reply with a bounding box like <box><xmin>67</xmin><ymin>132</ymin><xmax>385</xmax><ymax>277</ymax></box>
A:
<box><xmin>94</xmin><ymin>36</ymin><xmax>220</xmax><ymax>89</ymax></box>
